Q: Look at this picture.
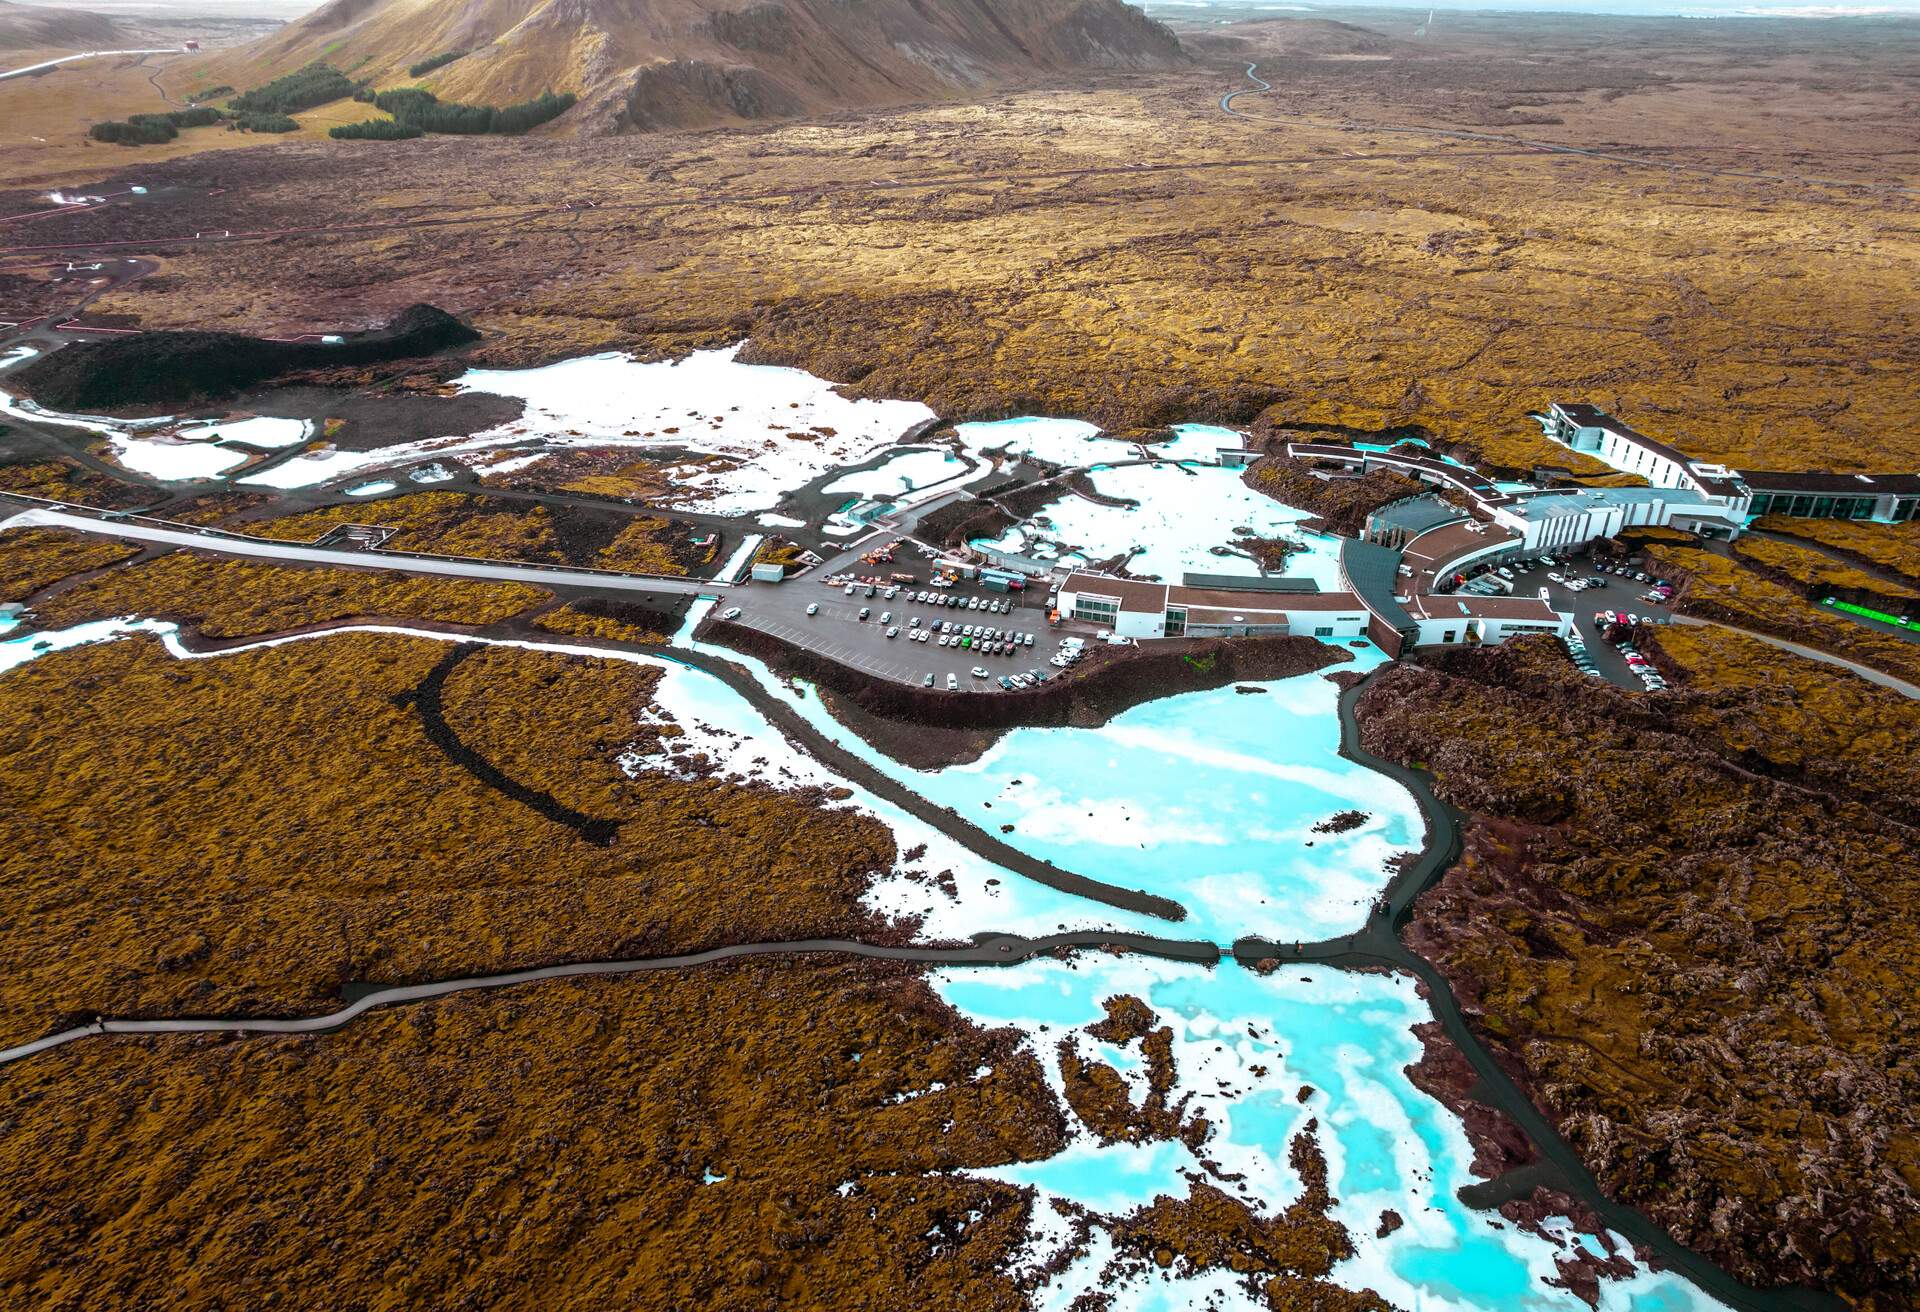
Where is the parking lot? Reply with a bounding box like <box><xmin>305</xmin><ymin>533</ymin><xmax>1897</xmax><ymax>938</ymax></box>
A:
<box><xmin>1498</xmin><ymin>552</ymin><xmax>1677</xmax><ymax>690</ymax></box>
<box><xmin>727</xmin><ymin>572</ymin><xmax>1075</xmax><ymax>690</ymax></box>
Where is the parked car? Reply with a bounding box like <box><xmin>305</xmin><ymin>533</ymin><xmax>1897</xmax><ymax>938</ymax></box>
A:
<box><xmin>924</xmin><ymin>673</ymin><xmax>934</xmax><ymax>687</ymax></box>
<box><xmin>1495</xmin><ymin>567</ymin><xmax>1515</xmax><ymax>580</ymax></box>
<box><xmin>844</xmin><ymin>583</ymin><xmax>856</xmax><ymax>596</ymax></box>
<box><xmin>806</xmin><ymin>603</ymin><xmax>819</xmax><ymax>616</ymax></box>
<box><xmin>865</xmin><ymin>585</ymin><xmax>876</xmax><ymax>598</ymax></box>
<box><xmin>886</xmin><ymin>626</ymin><xmax>898</xmax><ymax>639</ymax></box>
<box><xmin>859</xmin><ymin>607</ymin><xmax>871</xmax><ymax>621</ymax></box>
<box><xmin>947</xmin><ymin>673</ymin><xmax>959</xmax><ymax>690</ymax></box>
<box><xmin>971</xmin><ymin>666</ymin><xmax>990</xmax><ymax>679</ymax></box>
<box><xmin>884</xmin><ymin>586</ymin><xmax>898</xmax><ymax>600</ymax></box>
<box><xmin>880</xmin><ymin>611</ymin><xmax>891</xmax><ymax>625</ymax></box>
<box><xmin>721</xmin><ymin>607</ymin><xmax>741</xmax><ymax>620</ymax></box>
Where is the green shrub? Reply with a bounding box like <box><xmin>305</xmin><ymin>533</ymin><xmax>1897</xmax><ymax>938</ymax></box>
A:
<box><xmin>89</xmin><ymin>106</ymin><xmax>225</xmax><ymax>145</ymax></box>
<box><xmin>234</xmin><ymin>113</ymin><xmax>299</xmax><ymax>133</ymax></box>
<box><xmin>329</xmin><ymin>118</ymin><xmax>425</xmax><ymax>140</ymax></box>
<box><xmin>230</xmin><ymin>63</ymin><xmax>356</xmax><ymax>115</ymax></box>
<box><xmin>407</xmin><ymin>50</ymin><xmax>467</xmax><ymax>77</ymax></box>
<box><xmin>187</xmin><ymin>84</ymin><xmax>234</xmax><ymax>104</ymax></box>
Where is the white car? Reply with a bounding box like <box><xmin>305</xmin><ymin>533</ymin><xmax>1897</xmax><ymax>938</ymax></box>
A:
<box><xmin>879</xmin><ymin>611</ymin><xmax>891</xmax><ymax>625</ymax></box>
<box><xmin>886</xmin><ymin>626</ymin><xmax>899</xmax><ymax>639</ymax></box>
<box><xmin>721</xmin><ymin>607</ymin><xmax>741</xmax><ymax>620</ymax></box>
<box><xmin>806</xmin><ymin>603</ymin><xmax>819</xmax><ymax>616</ymax></box>
<box><xmin>947</xmin><ymin>673</ymin><xmax>959</xmax><ymax>690</ymax></box>
<box><xmin>1547</xmin><ymin>572</ymin><xmax>1564</xmax><ymax>584</ymax></box>
<box><xmin>971</xmin><ymin>666</ymin><xmax>990</xmax><ymax>679</ymax></box>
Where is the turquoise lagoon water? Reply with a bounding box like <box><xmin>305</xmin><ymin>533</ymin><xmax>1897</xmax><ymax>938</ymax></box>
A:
<box><xmin>934</xmin><ymin>957</ymin><xmax>1729</xmax><ymax>1312</ymax></box>
<box><xmin>685</xmin><ymin>600</ymin><xmax>1421</xmax><ymax>943</ymax></box>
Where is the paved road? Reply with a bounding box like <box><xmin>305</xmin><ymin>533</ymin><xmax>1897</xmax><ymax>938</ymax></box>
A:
<box><xmin>2</xmin><ymin>502</ymin><xmax>725</xmax><ymax>599</ymax></box>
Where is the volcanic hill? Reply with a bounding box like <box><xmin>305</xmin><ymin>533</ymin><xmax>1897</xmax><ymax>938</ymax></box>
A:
<box><xmin>196</xmin><ymin>0</ymin><xmax>1187</xmax><ymax>133</ymax></box>
<box><xmin>0</xmin><ymin>0</ymin><xmax>128</xmax><ymax>52</ymax></box>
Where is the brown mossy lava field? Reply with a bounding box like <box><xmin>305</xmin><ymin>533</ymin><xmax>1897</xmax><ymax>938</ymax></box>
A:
<box><xmin>0</xmin><ymin>628</ymin><xmax>909</xmax><ymax>1047</ymax></box>
<box><xmin>9</xmin><ymin>16</ymin><xmax>1914</xmax><ymax>482</ymax></box>
<box><xmin>1357</xmin><ymin>631</ymin><xmax>1919</xmax><ymax>1309</ymax></box>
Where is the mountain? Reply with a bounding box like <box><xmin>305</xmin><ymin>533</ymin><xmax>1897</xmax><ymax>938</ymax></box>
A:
<box><xmin>0</xmin><ymin>0</ymin><xmax>130</xmax><ymax>52</ymax></box>
<box><xmin>198</xmin><ymin>0</ymin><xmax>1186</xmax><ymax>134</ymax></box>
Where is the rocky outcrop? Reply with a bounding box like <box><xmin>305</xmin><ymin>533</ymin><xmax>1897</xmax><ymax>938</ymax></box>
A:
<box><xmin>13</xmin><ymin>305</ymin><xmax>478</xmax><ymax>412</ymax></box>
<box><xmin>1242</xmin><ymin>453</ymin><xmax>1424</xmax><ymax>538</ymax></box>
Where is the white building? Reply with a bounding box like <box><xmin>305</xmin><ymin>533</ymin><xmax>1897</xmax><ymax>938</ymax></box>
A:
<box><xmin>1056</xmin><ymin>573</ymin><xmax>1370</xmax><ymax>642</ymax></box>
<box><xmin>1541</xmin><ymin>403</ymin><xmax>1752</xmax><ymax>527</ymax></box>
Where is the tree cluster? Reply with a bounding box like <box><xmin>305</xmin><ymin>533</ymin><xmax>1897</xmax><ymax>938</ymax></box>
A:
<box><xmin>372</xmin><ymin>87</ymin><xmax>578</xmax><ymax>135</ymax></box>
<box><xmin>88</xmin><ymin>106</ymin><xmax>223</xmax><ymax>145</ymax></box>
<box><xmin>407</xmin><ymin>50</ymin><xmax>468</xmax><ymax>77</ymax></box>
<box><xmin>228</xmin><ymin>62</ymin><xmax>358</xmax><ymax>115</ymax></box>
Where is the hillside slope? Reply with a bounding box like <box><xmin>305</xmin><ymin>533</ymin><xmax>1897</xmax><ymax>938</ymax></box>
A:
<box><xmin>195</xmin><ymin>0</ymin><xmax>1185</xmax><ymax>133</ymax></box>
<box><xmin>0</xmin><ymin>0</ymin><xmax>127</xmax><ymax>53</ymax></box>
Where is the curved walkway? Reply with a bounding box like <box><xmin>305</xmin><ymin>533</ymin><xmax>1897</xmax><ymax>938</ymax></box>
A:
<box><xmin>0</xmin><ymin>931</ymin><xmax>1221</xmax><ymax>1067</ymax></box>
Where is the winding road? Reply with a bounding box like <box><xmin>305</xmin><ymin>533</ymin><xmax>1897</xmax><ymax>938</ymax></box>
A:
<box><xmin>1</xmin><ymin>501</ymin><xmax>721</xmax><ymax>598</ymax></box>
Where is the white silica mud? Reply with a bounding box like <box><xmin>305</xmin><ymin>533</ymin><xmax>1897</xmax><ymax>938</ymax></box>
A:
<box><xmin>951</xmin><ymin>417</ymin><xmax>1247</xmax><ymax>470</ymax></box>
<box><xmin>820</xmin><ymin>446</ymin><xmax>974</xmax><ymax>499</ymax></box>
<box><xmin>231</xmin><ymin>343</ymin><xmax>936</xmax><ymax>506</ymax></box>
<box><xmin>959</xmin><ymin>419</ymin><xmax>1340</xmax><ymax>584</ymax></box>
<box><xmin>933</xmin><ymin>957</ymin><xmax>1730</xmax><ymax>1312</ymax></box>
<box><xmin>174</xmin><ymin>416</ymin><xmax>311</xmax><ymax>450</ymax></box>
<box><xmin>103</xmin><ymin>433</ymin><xmax>250</xmax><ymax>481</ymax></box>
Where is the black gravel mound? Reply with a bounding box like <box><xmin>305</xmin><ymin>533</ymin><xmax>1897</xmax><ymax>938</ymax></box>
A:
<box><xmin>14</xmin><ymin>305</ymin><xmax>480</xmax><ymax>412</ymax></box>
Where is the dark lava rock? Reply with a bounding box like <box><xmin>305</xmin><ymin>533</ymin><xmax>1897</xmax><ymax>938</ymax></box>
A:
<box><xmin>15</xmin><ymin>304</ymin><xmax>479</xmax><ymax>411</ymax></box>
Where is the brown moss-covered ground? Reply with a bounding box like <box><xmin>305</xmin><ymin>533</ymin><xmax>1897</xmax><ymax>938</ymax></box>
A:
<box><xmin>0</xmin><ymin>960</ymin><xmax>1067</xmax><ymax>1311</ymax></box>
<box><xmin>0</xmin><ymin>630</ymin><xmax>910</xmax><ymax>1046</ymax></box>
<box><xmin>247</xmin><ymin>491</ymin><xmax>711</xmax><ymax>574</ymax></box>
<box><xmin>1639</xmin><ymin>541</ymin><xmax>1920</xmax><ymax>685</ymax></box>
<box><xmin>0</xmin><ymin>457</ymin><xmax>154</xmax><ymax>510</ymax></box>
<box><xmin>1731</xmin><ymin>535</ymin><xmax>1920</xmax><ymax>603</ymax></box>
<box><xmin>1110</xmin><ymin>1128</ymin><xmax>1388</xmax><ymax>1312</ymax></box>
<box><xmin>16</xmin><ymin>19</ymin><xmax>1911</xmax><ymax>478</ymax></box>
<box><xmin>30</xmin><ymin>551</ymin><xmax>547</xmax><ymax>637</ymax></box>
<box><xmin>0</xmin><ymin>527</ymin><xmax>139</xmax><ymax>601</ymax></box>
<box><xmin>534</xmin><ymin>595</ymin><xmax>684</xmax><ymax>645</ymax></box>
<box><xmin>1356</xmin><ymin>632</ymin><xmax>1919</xmax><ymax>1310</ymax></box>
<box><xmin>1243</xmin><ymin>454</ymin><xmax>1425</xmax><ymax>537</ymax></box>
<box><xmin>1751</xmin><ymin>518</ymin><xmax>1920</xmax><ymax>591</ymax></box>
